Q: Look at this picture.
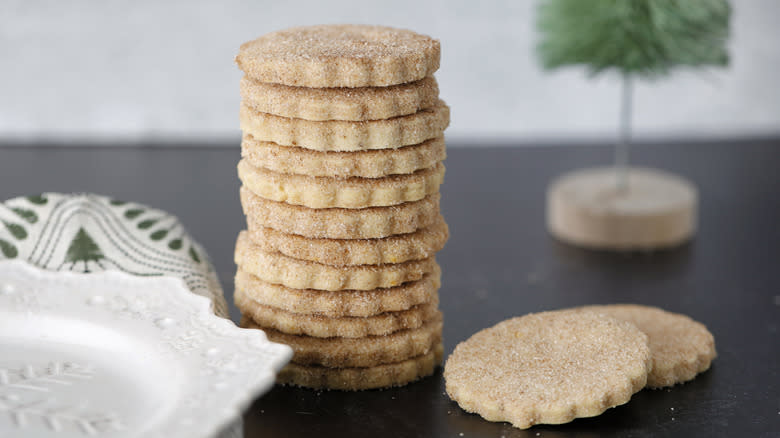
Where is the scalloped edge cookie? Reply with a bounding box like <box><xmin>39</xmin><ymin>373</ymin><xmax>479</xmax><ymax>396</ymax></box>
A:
<box><xmin>240</xmin><ymin>76</ymin><xmax>439</xmax><ymax>121</ymax></box>
<box><xmin>238</xmin><ymin>159</ymin><xmax>444</xmax><ymax>209</ymax></box>
<box><xmin>576</xmin><ymin>304</ymin><xmax>716</xmax><ymax>388</ymax></box>
<box><xmin>239</xmin><ymin>100</ymin><xmax>449</xmax><ymax>152</ymax></box>
<box><xmin>277</xmin><ymin>343</ymin><xmax>444</xmax><ymax>390</ymax></box>
<box><xmin>240</xmin><ymin>186</ymin><xmax>441</xmax><ymax>239</ymax></box>
<box><xmin>241</xmin><ymin>136</ymin><xmax>446</xmax><ymax>178</ymax></box>
<box><xmin>234</xmin><ymin>266</ymin><xmax>440</xmax><ymax>318</ymax></box>
<box><xmin>247</xmin><ymin>214</ymin><xmax>448</xmax><ymax>266</ymax></box>
<box><xmin>235</xmin><ymin>231</ymin><xmax>436</xmax><ymax>291</ymax></box>
<box><xmin>236</xmin><ymin>25</ymin><xmax>440</xmax><ymax>88</ymax></box>
<box><xmin>236</xmin><ymin>291</ymin><xmax>439</xmax><ymax>338</ymax></box>
<box><xmin>444</xmin><ymin>310</ymin><xmax>651</xmax><ymax>429</ymax></box>
<box><xmin>242</xmin><ymin>313</ymin><xmax>442</xmax><ymax>367</ymax></box>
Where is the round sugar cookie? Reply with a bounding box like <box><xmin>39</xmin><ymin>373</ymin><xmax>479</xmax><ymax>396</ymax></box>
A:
<box><xmin>234</xmin><ymin>265</ymin><xmax>440</xmax><ymax>318</ymax></box>
<box><xmin>238</xmin><ymin>100</ymin><xmax>449</xmax><ymax>152</ymax></box>
<box><xmin>247</xmin><ymin>215</ymin><xmax>448</xmax><ymax>266</ymax></box>
<box><xmin>546</xmin><ymin>167</ymin><xmax>697</xmax><ymax>250</ymax></box>
<box><xmin>578</xmin><ymin>304</ymin><xmax>716</xmax><ymax>388</ymax></box>
<box><xmin>235</xmin><ymin>232</ymin><xmax>436</xmax><ymax>291</ymax></box>
<box><xmin>277</xmin><ymin>343</ymin><xmax>444</xmax><ymax>391</ymax></box>
<box><xmin>238</xmin><ymin>159</ymin><xmax>445</xmax><ymax>209</ymax></box>
<box><xmin>242</xmin><ymin>313</ymin><xmax>442</xmax><ymax>368</ymax></box>
<box><xmin>444</xmin><ymin>310</ymin><xmax>651</xmax><ymax>429</ymax></box>
<box><xmin>240</xmin><ymin>76</ymin><xmax>440</xmax><ymax>121</ymax></box>
<box><xmin>241</xmin><ymin>136</ymin><xmax>447</xmax><ymax>178</ymax></box>
<box><xmin>240</xmin><ymin>187</ymin><xmax>441</xmax><ymax>239</ymax></box>
<box><xmin>236</xmin><ymin>25</ymin><xmax>440</xmax><ymax>88</ymax></box>
<box><xmin>236</xmin><ymin>290</ymin><xmax>439</xmax><ymax>338</ymax></box>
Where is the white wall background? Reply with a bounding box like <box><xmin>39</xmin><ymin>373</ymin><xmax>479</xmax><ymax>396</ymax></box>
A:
<box><xmin>1</xmin><ymin>0</ymin><xmax>778</xmax><ymax>144</ymax></box>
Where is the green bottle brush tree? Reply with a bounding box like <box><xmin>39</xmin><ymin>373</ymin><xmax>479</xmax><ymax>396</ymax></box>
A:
<box><xmin>537</xmin><ymin>0</ymin><xmax>731</xmax><ymax>249</ymax></box>
<box><xmin>538</xmin><ymin>0</ymin><xmax>730</xmax><ymax>189</ymax></box>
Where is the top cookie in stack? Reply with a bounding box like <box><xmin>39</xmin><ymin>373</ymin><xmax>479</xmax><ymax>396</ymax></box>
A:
<box><xmin>234</xmin><ymin>25</ymin><xmax>450</xmax><ymax>390</ymax></box>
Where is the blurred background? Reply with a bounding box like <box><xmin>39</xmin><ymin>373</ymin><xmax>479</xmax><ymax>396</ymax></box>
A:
<box><xmin>1</xmin><ymin>0</ymin><xmax>778</xmax><ymax>145</ymax></box>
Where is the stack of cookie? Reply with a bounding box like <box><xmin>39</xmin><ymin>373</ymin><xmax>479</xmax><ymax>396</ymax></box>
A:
<box><xmin>233</xmin><ymin>25</ymin><xmax>450</xmax><ymax>390</ymax></box>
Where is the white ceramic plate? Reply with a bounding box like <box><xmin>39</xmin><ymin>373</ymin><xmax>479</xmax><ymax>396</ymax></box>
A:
<box><xmin>0</xmin><ymin>260</ymin><xmax>292</xmax><ymax>438</ymax></box>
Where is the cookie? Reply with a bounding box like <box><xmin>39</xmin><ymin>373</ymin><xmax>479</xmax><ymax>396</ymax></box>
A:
<box><xmin>235</xmin><ymin>231</ymin><xmax>436</xmax><ymax>291</ymax></box>
<box><xmin>444</xmin><ymin>310</ymin><xmax>651</xmax><ymax>429</ymax></box>
<box><xmin>236</xmin><ymin>25</ymin><xmax>440</xmax><ymax>88</ymax></box>
<box><xmin>242</xmin><ymin>313</ymin><xmax>442</xmax><ymax>367</ymax></box>
<box><xmin>240</xmin><ymin>76</ymin><xmax>439</xmax><ymax>121</ymax></box>
<box><xmin>577</xmin><ymin>304</ymin><xmax>716</xmax><ymax>388</ymax></box>
<box><xmin>236</xmin><ymin>291</ymin><xmax>439</xmax><ymax>338</ymax></box>
<box><xmin>240</xmin><ymin>187</ymin><xmax>441</xmax><ymax>239</ymax></box>
<box><xmin>247</xmin><ymin>215</ymin><xmax>448</xmax><ymax>266</ymax></box>
<box><xmin>241</xmin><ymin>136</ymin><xmax>446</xmax><ymax>178</ymax></box>
<box><xmin>239</xmin><ymin>100</ymin><xmax>449</xmax><ymax>152</ymax></box>
<box><xmin>277</xmin><ymin>343</ymin><xmax>444</xmax><ymax>390</ymax></box>
<box><xmin>234</xmin><ymin>267</ymin><xmax>440</xmax><ymax>318</ymax></box>
<box><xmin>238</xmin><ymin>159</ymin><xmax>445</xmax><ymax>209</ymax></box>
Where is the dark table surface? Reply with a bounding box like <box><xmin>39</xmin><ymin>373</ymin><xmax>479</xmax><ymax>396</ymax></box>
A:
<box><xmin>0</xmin><ymin>139</ymin><xmax>778</xmax><ymax>438</ymax></box>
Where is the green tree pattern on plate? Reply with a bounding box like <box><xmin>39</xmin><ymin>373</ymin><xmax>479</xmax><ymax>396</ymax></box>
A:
<box><xmin>66</xmin><ymin>228</ymin><xmax>105</xmax><ymax>265</ymax></box>
<box><xmin>0</xmin><ymin>192</ymin><xmax>227</xmax><ymax>317</ymax></box>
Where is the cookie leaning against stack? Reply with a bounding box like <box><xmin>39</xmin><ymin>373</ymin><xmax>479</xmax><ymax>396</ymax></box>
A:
<box><xmin>234</xmin><ymin>25</ymin><xmax>449</xmax><ymax>390</ymax></box>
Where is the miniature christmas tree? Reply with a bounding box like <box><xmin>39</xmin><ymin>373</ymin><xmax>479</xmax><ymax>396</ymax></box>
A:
<box><xmin>66</xmin><ymin>227</ymin><xmax>105</xmax><ymax>271</ymax></box>
<box><xmin>538</xmin><ymin>0</ymin><xmax>730</xmax><ymax>189</ymax></box>
<box><xmin>537</xmin><ymin>0</ymin><xmax>731</xmax><ymax>250</ymax></box>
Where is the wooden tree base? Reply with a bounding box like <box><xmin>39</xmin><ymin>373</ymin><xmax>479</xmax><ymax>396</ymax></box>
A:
<box><xmin>546</xmin><ymin>167</ymin><xmax>697</xmax><ymax>250</ymax></box>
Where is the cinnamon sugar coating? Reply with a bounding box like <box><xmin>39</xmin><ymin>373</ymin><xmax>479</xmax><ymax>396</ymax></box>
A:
<box><xmin>240</xmin><ymin>76</ymin><xmax>439</xmax><ymax>121</ymax></box>
<box><xmin>235</xmin><ymin>231</ymin><xmax>436</xmax><ymax>291</ymax></box>
<box><xmin>234</xmin><ymin>267</ymin><xmax>440</xmax><ymax>318</ymax></box>
<box><xmin>577</xmin><ymin>304</ymin><xmax>716</xmax><ymax>388</ymax></box>
<box><xmin>239</xmin><ymin>100</ymin><xmax>449</xmax><ymax>152</ymax></box>
<box><xmin>236</xmin><ymin>25</ymin><xmax>440</xmax><ymax>88</ymax></box>
<box><xmin>236</xmin><ymin>291</ymin><xmax>438</xmax><ymax>338</ymax></box>
<box><xmin>240</xmin><ymin>187</ymin><xmax>441</xmax><ymax>239</ymax></box>
<box><xmin>241</xmin><ymin>136</ymin><xmax>446</xmax><ymax>178</ymax></box>
<box><xmin>444</xmin><ymin>310</ymin><xmax>651</xmax><ymax>429</ymax></box>
<box><xmin>276</xmin><ymin>343</ymin><xmax>444</xmax><ymax>391</ymax></box>
<box><xmin>242</xmin><ymin>313</ymin><xmax>442</xmax><ymax>367</ymax></box>
<box><xmin>238</xmin><ymin>159</ymin><xmax>445</xmax><ymax>209</ymax></box>
<box><xmin>247</xmin><ymin>213</ymin><xmax>447</xmax><ymax>266</ymax></box>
